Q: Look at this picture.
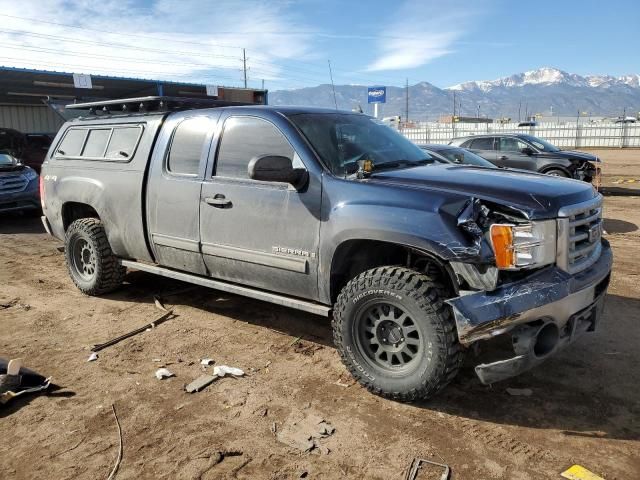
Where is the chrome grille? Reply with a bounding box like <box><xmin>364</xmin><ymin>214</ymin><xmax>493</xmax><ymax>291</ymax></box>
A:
<box><xmin>557</xmin><ymin>195</ymin><xmax>603</xmax><ymax>274</ymax></box>
<box><xmin>0</xmin><ymin>174</ymin><xmax>28</xmax><ymax>194</ymax></box>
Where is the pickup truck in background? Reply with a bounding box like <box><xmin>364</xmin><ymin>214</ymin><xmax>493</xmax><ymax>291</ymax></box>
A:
<box><xmin>40</xmin><ymin>97</ymin><xmax>612</xmax><ymax>401</ymax></box>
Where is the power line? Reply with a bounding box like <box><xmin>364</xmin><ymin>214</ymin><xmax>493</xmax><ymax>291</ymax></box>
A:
<box><xmin>0</xmin><ymin>13</ymin><xmax>244</xmax><ymax>50</ymax></box>
<box><xmin>0</xmin><ymin>28</ymin><xmax>242</xmax><ymax>61</ymax></box>
<box><xmin>0</xmin><ymin>42</ymin><xmax>241</xmax><ymax>70</ymax></box>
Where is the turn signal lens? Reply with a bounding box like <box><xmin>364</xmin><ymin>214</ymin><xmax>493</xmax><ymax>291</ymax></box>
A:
<box><xmin>490</xmin><ymin>224</ymin><xmax>515</xmax><ymax>269</ymax></box>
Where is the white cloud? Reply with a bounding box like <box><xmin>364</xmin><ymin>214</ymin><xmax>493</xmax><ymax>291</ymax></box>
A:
<box><xmin>366</xmin><ymin>1</ymin><xmax>481</xmax><ymax>72</ymax></box>
<box><xmin>0</xmin><ymin>0</ymin><xmax>316</xmax><ymax>86</ymax></box>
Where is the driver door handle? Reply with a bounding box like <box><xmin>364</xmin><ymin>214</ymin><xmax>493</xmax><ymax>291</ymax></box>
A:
<box><xmin>205</xmin><ymin>195</ymin><xmax>231</xmax><ymax>208</ymax></box>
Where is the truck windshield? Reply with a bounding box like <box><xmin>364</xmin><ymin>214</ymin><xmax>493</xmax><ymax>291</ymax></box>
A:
<box><xmin>288</xmin><ymin>113</ymin><xmax>433</xmax><ymax>175</ymax></box>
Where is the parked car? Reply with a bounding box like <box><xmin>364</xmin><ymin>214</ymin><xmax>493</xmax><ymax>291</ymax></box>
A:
<box><xmin>0</xmin><ymin>151</ymin><xmax>40</xmax><ymax>214</ymax></box>
<box><xmin>41</xmin><ymin>97</ymin><xmax>611</xmax><ymax>400</ymax></box>
<box><xmin>0</xmin><ymin>128</ymin><xmax>54</xmax><ymax>173</ymax></box>
<box><xmin>449</xmin><ymin>134</ymin><xmax>599</xmax><ymax>181</ymax></box>
<box><xmin>418</xmin><ymin>144</ymin><xmax>496</xmax><ymax>168</ymax></box>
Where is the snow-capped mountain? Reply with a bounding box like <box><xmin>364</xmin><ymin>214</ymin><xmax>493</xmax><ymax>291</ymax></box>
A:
<box><xmin>269</xmin><ymin>67</ymin><xmax>640</xmax><ymax>120</ymax></box>
<box><xmin>447</xmin><ymin>67</ymin><xmax>640</xmax><ymax>91</ymax></box>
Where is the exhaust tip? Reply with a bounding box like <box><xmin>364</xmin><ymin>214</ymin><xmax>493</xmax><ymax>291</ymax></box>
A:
<box><xmin>533</xmin><ymin>322</ymin><xmax>559</xmax><ymax>358</ymax></box>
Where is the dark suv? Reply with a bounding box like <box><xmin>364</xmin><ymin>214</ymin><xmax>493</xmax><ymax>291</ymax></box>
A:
<box><xmin>450</xmin><ymin>134</ymin><xmax>599</xmax><ymax>182</ymax></box>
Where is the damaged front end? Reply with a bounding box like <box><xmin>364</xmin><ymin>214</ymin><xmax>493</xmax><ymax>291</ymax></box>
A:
<box><xmin>444</xmin><ymin>195</ymin><xmax>612</xmax><ymax>384</ymax></box>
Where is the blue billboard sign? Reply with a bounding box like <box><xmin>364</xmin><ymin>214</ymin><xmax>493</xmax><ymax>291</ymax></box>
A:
<box><xmin>367</xmin><ymin>86</ymin><xmax>386</xmax><ymax>104</ymax></box>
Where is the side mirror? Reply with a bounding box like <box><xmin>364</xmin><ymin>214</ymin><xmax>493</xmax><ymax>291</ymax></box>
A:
<box><xmin>248</xmin><ymin>155</ymin><xmax>308</xmax><ymax>189</ymax></box>
<box><xmin>521</xmin><ymin>147</ymin><xmax>534</xmax><ymax>155</ymax></box>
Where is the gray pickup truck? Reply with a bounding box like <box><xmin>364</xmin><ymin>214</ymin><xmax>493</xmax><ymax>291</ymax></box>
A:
<box><xmin>41</xmin><ymin>97</ymin><xmax>612</xmax><ymax>401</ymax></box>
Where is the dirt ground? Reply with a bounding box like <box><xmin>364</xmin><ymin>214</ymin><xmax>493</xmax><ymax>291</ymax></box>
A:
<box><xmin>1</xmin><ymin>151</ymin><xmax>639</xmax><ymax>479</ymax></box>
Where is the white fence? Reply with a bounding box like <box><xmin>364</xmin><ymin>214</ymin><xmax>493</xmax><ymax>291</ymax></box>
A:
<box><xmin>400</xmin><ymin>122</ymin><xmax>640</xmax><ymax>148</ymax></box>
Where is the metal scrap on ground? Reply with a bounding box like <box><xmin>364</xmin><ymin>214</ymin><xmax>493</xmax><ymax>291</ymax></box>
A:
<box><xmin>405</xmin><ymin>458</ymin><xmax>450</xmax><ymax>480</ymax></box>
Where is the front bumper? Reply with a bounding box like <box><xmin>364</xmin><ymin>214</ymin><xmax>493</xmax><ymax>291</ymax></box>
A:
<box><xmin>446</xmin><ymin>240</ymin><xmax>612</xmax><ymax>384</ymax></box>
<box><xmin>0</xmin><ymin>189</ymin><xmax>40</xmax><ymax>213</ymax></box>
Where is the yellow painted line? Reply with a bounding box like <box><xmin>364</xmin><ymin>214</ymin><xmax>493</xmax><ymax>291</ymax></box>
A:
<box><xmin>561</xmin><ymin>465</ymin><xmax>605</xmax><ymax>480</ymax></box>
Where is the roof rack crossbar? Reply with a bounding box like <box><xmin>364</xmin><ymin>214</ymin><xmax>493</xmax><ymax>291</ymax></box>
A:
<box><xmin>66</xmin><ymin>96</ymin><xmax>253</xmax><ymax>114</ymax></box>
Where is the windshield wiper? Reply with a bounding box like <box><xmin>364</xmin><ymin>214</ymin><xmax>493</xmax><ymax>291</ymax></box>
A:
<box><xmin>373</xmin><ymin>159</ymin><xmax>433</xmax><ymax>171</ymax></box>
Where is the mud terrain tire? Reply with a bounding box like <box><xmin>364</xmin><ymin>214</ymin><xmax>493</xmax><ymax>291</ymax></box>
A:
<box><xmin>333</xmin><ymin>266</ymin><xmax>463</xmax><ymax>401</ymax></box>
<box><xmin>64</xmin><ymin>218</ymin><xmax>126</xmax><ymax>295</ymax></box>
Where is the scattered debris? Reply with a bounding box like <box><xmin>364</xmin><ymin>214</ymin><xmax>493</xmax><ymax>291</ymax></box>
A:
<box><xmin>107</xmin><ymin>404</ymin><xmax>123</xmax><ymax>480</ymax></box>
<box><xmin>87</xmin><ymin>352</ymin><xmax>99</xmax><ymax>362</ymax></box>
<box><xmin>153</xmin><ymin>296</ymin><xmax>168</xmax><ymax>312</ymax></box>
<box><xmin>56</xmin><ymin>245</ymin><xmax>65</xmax><ymax>253</ymax></box>
<box><xmin>276</xmin><ymin>411</ymin><xmax>335</xmax><ymax>453</ymax></box>
<box><xmin>405</xmin><ymin>458</ymin><xmax>450</xmax><ymax>480</ymax></box>
<box><xmin>185</xmin><ymin>374</ymin><xmax>217</xmax><ymax>393</ymax></box>
<box><xmin>271</xmin><ymin>422</ymin><xmax>278</xmax><ymax>435</ymax></box>
<box><xmin>152</xmin><ymin>358</ymin><xmax>162</xmax><ymax>363</ymax></box>
<box><xmin>200</xmin><ymin>358</ymin><xmax>215</xmax><ymax>366</ymax></box>
<box><xmin>0</xmin><ymin>298</ymin><xmax>18</xmax><ymax>310</ymax></box>
<box><xmin>155</xmin><ymin>368</ymin><xmax>174</xmax><ymax>380</ymax></box>
<box><xmin>213</xmin><ymin>365</ymin><xmax>244</xmax><ymax>377</ymax></box>
<box><xmin>506</xmin><ymin>387</ymin><xmax>533</xmax><ymax>397</ymax></box>
<box><xmin>0</xmin><ymin>358</ymin><xmax>51</xmax><ymax>405</ymax></box>
<box><xmin>91</xmin><ymin>310</ymin><xmax>175</xmax><ymax>352</ymax></box>
<box><xmin>561</xmin><ymin>465</ymin><xmax>605</xmax><ymax>480</ymax></box>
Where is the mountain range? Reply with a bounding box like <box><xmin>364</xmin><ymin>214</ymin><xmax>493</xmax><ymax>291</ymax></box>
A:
<box><xmin>269</xmin><ymin>67</ymin><xmax>640</xmax><ymax>121</ymax></box>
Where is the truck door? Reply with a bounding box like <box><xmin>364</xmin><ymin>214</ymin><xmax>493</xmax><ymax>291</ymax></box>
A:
<box><xmin>199</xmin><ymin>114</ymin><xmax>321</xmax><ymax>300</ymax></box>
<box><xmin>496</xmin><ymin>137</ymin><xmax>537</xmax><ymax>170</ymax></box>
<box><xmin>146</xmin><ymin>113</ymin><xmax>218</xmax><ymax>274</ymax></box>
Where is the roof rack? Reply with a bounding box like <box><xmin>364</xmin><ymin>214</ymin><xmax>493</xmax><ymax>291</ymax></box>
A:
<box><xmin>66</xmin><ymin>96</ymin><xmax>253</xmax><ymax>115</ymax></box>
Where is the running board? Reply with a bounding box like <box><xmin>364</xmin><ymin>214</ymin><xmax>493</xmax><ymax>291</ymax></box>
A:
<box><xmin>120</xmin><ymin>259</ymin><xmax>331</xmax><ymax>317</ymax></box>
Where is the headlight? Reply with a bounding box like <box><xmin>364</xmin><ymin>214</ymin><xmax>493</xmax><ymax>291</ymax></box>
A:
<box><xmin>490</xmin><ymin>220</ymin><xmax>556</xmax><ymax>270</ymax></box>
<box><xmin>23</xmin><ymin>168</ymin><xmax>38</xmax><ymax>181</ymax></box>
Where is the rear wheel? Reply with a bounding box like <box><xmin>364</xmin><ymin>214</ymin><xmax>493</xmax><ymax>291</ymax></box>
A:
<box><xmin>64</xmin><ymin>218</ymin><xmax>126</xmax><ymax>295</ymax></box>
<box><xmin>545</xmin><ymin>168</ymin><xmax>569</xmax><ymax>178</ymax></box>
<box><xmin>332</xmin><ymin>266</ymin><xmax>463</xmax><ymax>401</ymax></box>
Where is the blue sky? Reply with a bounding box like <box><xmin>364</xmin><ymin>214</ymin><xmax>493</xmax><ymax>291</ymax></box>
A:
<box><xmin>0</xmin><ymin>0</ymin><xmax>637</xmax><ymax>89</ymax></box>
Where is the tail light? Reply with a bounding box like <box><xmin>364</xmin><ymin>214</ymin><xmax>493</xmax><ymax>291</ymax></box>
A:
<box><xmin>39</xmin><ymin>175</ymin><xmax>45</xmax><ymax>209</ymax></box>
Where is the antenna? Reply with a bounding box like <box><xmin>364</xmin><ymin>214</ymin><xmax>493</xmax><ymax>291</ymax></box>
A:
<box><xmin>328</xmin><ymin>60</ymin><xmax>338</xmax><ymax>110</ymax></box>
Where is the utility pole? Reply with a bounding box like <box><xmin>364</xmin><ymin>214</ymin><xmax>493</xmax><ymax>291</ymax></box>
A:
<box><xmin>405</xmin><ymin>78</ymin><xmax>409</xmax><ymax>124</ymax></box>
<box><xmin>328</xmin><ymin>60</ymin><xmax>338</xmax><ymax>110</ymax></box>
<box><xmin>453</xmin><ymin>90</ymin><xmax>456</xmax><ymax>118</ymax></box>
<box><xmin>477</xmin><ymin>104</ymin><xmax>480</xmax><ymax>119</ymax></box>
<box><xmin>261</xmin><ymin>79</ymin><xmax>264</xmax><ymax>90</ymax></box>
<box><xmin>243</xmin><ymin>48</ymin><xmax>247</xmax><ymax>88</ymax></box>
<box><xmin>518</xmin><ymin>101</ymin><xmax>522</xmax><ymax>122</ymax></box>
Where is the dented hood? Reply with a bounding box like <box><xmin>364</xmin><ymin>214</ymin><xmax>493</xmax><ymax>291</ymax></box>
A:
<box><xmin>368</xmin><ymin>164</ymin><xmax>597</xmax><ymax>219</ymax></box>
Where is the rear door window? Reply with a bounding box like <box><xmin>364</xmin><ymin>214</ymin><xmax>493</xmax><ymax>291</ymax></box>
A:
<box><xmin>82</xmin><ymin>128</ymin><xmax>110</xmax><ymax>157</ymax></box>
<box><xmin>215</xmin><ymin>117</ymin><xmax>294</xmax><ymax>180</ymax></box>
<box><xmin>470</xmin><ymin>137</ymin><xmax>495</xmax><ymax>150</ymax></box>
<box><xmin>57</xmin><ymin>129</ymin><xmax>87</xmax><ymax>156</ymax></box>
<box><xmin>167</xmin><ymin>117</ymin><xmax>210</xmax><ymax>175</ymax></box>
<box><xmin>106</xmin><ymin>126</ymin><xmax>141</xmax><ymax>160</ymax></box>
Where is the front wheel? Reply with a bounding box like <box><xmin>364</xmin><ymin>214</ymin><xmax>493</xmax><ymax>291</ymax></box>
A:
<box><xmin>332</xmin><ymin>267</ymin><xmax>463</xmax><ymax>401</ymax></box>
<box><xmin>64</xmin><ymin>218</ymin><xmax>126</xmax><ymax>295</ymax></box>
<box><xmin>545</xmin><ymin>168</ymin><xmax>569</xmax><ymax>178</ymax></box>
